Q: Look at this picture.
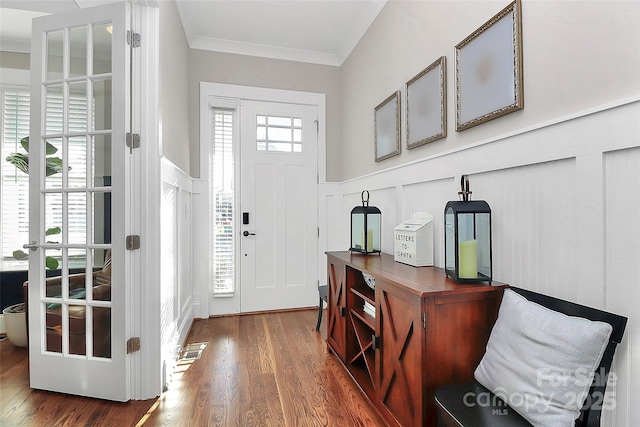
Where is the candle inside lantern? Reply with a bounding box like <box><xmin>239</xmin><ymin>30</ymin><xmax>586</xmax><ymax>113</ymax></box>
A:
<box><xmin>459</xmin><ymin>239</ymin><xmax>478</xmax><ymax>279</ymax></box>
<box><xmin>361</xmin><ymin>229</ymin><xmax>374</xmax><ymax>252</ymax></box>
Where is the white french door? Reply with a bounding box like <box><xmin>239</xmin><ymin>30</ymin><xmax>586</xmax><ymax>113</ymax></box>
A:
<box><xmin>239</xmin><ymin>100</ymin><xmax>318</xmax><ymax>312</ymax></box>
<box><xmin>28</xmin><ymin>2</ymin><xmax>130</xmax><ymax>400</ymax></box>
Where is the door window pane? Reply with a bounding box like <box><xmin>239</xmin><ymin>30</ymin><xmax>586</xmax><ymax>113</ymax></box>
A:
<box><xmin>211</xmin><ymin>108</ymin><xmax>235</xmax><ymax>296</ymax></box>
<box><xmin>44</xmin><ymin>249</ymin><xmax>62</xmax><ymax>297</ymax></box>
<box><xmin>69</xmin><ymin>82</ymin><xmax>88</xmax><ymax>133</ymax></box>
<box><xmin>92</xmin><ymin>134</ymin><xmax>111</xmax><ymax>184</ymax></box>
<box><xmin>68</xmin><ymin>192</ymin><xmax>87</xmax><ymax>245</ymax></box>
<box><xmin>92</xmin><ymin>79</ymin><xmax>111</xmax><ymax>131</ymax></box>
<box><xmin>68</xmin><ymin>136</ymin><xmax>87</xmax><ymax>188</ymax></box>
<box><xmin>69</xmin><ymin>26</ymin><xmax>88</xmax><ymax>78</ymax></box>
<box><xmin>68</xmin><ymin>304</ymin><xmax>87</xmax><ymax>356</ymax></box>
<box><xmin>45</xmin><ymin>85</ymin><xmax>64</xmax><ymax>134</ymax></box>
<box><xmin>45</xmin><ymin>193</ymin><xmax>63</xmax><ymax>236</ymax></box>
<box><xmin>256</xmin><ymin>114</ymin><xmax>303</xmax><ymax>153</ymax></box>
<box><xmin>93</xmin><ymin>306</ymin><xmax>111</xmax><ymax>358</ymax></box>
<box><xmin>46</xmin><ymin>31</ymin><xmax>64</xmax><ymax>81</ymax></box>
<box><xmin>44</xmin><ymin>138</ymin><xmax>63</xmax><ymax>189</ymax></box>
<box><xmin>45</xmin><ymin>304</ymin><xmax>62</xmax><ymax>353</ymax></box>
<box><xmin>68</xmin><ymin>248</ymin><xmax>87</xmax><ymax>286</ymax></box>
<box><xmin>93</xmin><ymin>248</ymin><xmax>111</xmax><ymax>302</ymax></box>
<box><xmin>92</xmin><ymin>191</ymin><xmax>111</xmax><ymax>244</ymax></box>
<box><xmin>93</xmin><ymin>23</ymin><xmax>112</xmax><ymax>75</ymax></box>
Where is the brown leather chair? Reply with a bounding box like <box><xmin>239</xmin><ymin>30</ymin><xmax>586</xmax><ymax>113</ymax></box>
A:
<box><xmin>23</xmin><ymin>251</ymin><xmax>112</xmax><ymax>358</ymax></box>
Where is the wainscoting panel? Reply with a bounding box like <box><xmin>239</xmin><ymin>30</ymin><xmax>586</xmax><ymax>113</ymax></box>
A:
<box><xmin>602</xmin><ymin>146</ymin><xmax>640</xmax><ymax>427</ymax></box>
<box><xmin>160</xmin><ymin>159</ymin><xmax>194</xmax><ymax>389</ymax></box>
<box><xmin>402</xmin><ymin>177</ymin><xmax>454</xmax><ymax>267</ymax></box>
<box><xmin>473</xmin><ymin>159</ymin><xmax>578</xmax><ymax>301</ymax></box>
<box><xmin>320</xmin><ymin>99</ymin><xmax>639</xmax><ymax>426</ymax></box>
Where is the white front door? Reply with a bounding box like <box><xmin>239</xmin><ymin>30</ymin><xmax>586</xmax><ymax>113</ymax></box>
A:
<box><xmin>27</xmin><ymin>2</ymin><xmax>130</xmax><ymax>401</ymax></box>
<box><xmin>239</xmin><ymin>100</ymin><xmax>318</xmax><ymax>312</ymax></box>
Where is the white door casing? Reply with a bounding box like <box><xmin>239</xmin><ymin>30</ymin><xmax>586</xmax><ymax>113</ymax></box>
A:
<box><xmin>239</xmin><ymin>100</ymin><xmax>318</xmax><ymax>313</ymax></box>
<box><xmin>199</xmin><ymin>83</ymin><xmax>326</xmax><ymax>317</ymax></box>
<box><xmin>28</xmin><ymin>2</ymin><xmax>130</xmax><ymax>401</ymax></box>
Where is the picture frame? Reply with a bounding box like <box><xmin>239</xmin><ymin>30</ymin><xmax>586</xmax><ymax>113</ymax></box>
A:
<box><xmin>406</xmin><ymin>56</ymin><xmax>447</xmax><ymax>149</ymax></box>
<box><xmin>374</xmin><ymin>90</ymin><xmax>401</xmax><ymax>162</ymax></box>
<box><xmin>455</xmin><ymin>0</ymin><xmax>523</xmax><ymax>132</ymax></box>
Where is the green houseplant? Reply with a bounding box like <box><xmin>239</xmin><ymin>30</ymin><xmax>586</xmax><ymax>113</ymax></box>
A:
<box><xmin>6</xmin><ymin>136</ymin><xmax>65</xmax><ymax>269</ymax></box>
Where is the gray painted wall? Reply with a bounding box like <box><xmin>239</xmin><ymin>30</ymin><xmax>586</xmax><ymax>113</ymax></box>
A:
<box><xmin>160</xmin><ymin>0</ymin><xmax>191</xmax><ymax>175</ymax></box>
<box><xmin>339</xmin><ymin>0</ymin><xmax>640</xmax><ymax>180</ymax></box>
<box><xmin>188</xmin><ymin>49</ymin><xmax>342</xmax><ymax>180</ymax></box>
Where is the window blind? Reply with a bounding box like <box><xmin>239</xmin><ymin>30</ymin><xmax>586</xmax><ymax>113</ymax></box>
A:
<box><xmin>1</xmin><ymin>89</ymin><xmax>30</xmax><ymax>260</ymax></box>
<box><xmin>211</xmin><ymin>108</ymin><xmax>235</xmax><ymax>295</ymax></box>
<box><xmin>1</xmin><ymin>88</ymin><xmax>89</xmax><ymax>262</ymax></box>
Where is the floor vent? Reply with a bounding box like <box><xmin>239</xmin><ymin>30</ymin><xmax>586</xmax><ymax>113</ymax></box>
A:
<box><xmin>179</xmin><ymin>342</ymin><xmax>208</xmax><ymax>362</ymax></box>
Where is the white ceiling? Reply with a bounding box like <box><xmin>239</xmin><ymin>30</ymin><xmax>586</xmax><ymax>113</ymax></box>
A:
<box><xmin>0</xmin><ymin>0</ymin><xmax>387</xmax><ymax>66</ymax></box>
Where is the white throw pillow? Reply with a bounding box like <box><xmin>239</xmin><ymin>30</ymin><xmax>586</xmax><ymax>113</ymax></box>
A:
<box><xmin>474</xmin><ymin>289</ymin><xmax>612</xmax><ymax>427</ymax></box>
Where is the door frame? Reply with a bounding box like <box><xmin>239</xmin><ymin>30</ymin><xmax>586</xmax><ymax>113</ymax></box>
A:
<box><xmin>197</xmin><ymin>82</ymin><xmax>326</xmax><ymax>317</ymax></box>
<box><xmin>130</xmin><ymin>2</ymin><xmax>161</xmax><ymax>400</ymax></box>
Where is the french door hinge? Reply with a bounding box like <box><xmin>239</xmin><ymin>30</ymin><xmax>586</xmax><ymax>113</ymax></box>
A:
<box><xmin>127</xmin><ymin>31</ymin><xmax>141</xmax><ymax>48</ymax></box>
<box><xmin>126</xmin><ymin>132</ymin><xmax>140</xmax><ymax>149</ymax></box>
<box><xmin>126</xmin><ymin>235</ymin><xmax>141</xmax><ymax>250</ymax></box>
<box><xmin>127</xmin><ymin>337</ymin><xmax>141</xmax><ymax>354</ymax></box>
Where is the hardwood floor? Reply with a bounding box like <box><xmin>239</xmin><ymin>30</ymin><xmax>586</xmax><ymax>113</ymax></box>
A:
<box><xmin>0</xmin><ymin>309</ymin><xmax>385</xmax><ymax>426</ymax></box>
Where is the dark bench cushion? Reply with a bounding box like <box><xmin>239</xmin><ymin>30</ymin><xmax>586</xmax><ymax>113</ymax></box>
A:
<box><xmin>435</xmin><ymin>381</ymin><xmax>532</xmax><ymax>427</ymax></box>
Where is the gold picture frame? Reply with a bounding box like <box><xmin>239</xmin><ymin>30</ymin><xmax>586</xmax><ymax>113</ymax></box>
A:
<box><xmin>374</xmin><ymin>90</ymin><xmax>401</xmax><ymax>162</ymax></box>
<box><xmin>455</xmin><ymin>0</ymin><xmax>523</xmax><ymax>131</ymax></box>
<box><xmin>406</xmin><ymin>56</ymin><xmax>447</xmax><ymax>149</ymax></box>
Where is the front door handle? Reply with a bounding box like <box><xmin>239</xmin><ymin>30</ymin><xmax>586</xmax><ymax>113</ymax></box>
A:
<box><xmin>23</xmin><ymin>240</ymin><xmax>39</xmax><ymax>251</ymax></box>
<box><xmin>242</xmin><ymin>231</ymin><xmax>256</xmax><ymax>237</ymax></box>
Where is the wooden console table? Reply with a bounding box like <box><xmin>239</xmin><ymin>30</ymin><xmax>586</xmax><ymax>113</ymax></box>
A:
<box><xmin>325</xmin><ymin>251</ymin><xmax>507</xmax><ymax>427</ymax></box>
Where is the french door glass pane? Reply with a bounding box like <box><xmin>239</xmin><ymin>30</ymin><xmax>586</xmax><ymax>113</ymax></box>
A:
<box><xmin>69</xmin><ymin>26</ymin><xmax>87</xmax><ymax>78</ymax></box>
<box><xmin>93</xmin><ymin>23</ymin><xmax>112</xmax><ymax>75</ymax></box>
<box><xmin>44</xmin><ymin>249</ymin><xmax>62</xmax><ymax>298</ymax></box>
<box><xmin>68</xmin><ymin>248</ymin><xmax>87</xmax><ymax>284</ymax></box>
<box><xmin>92</xmin><ymin>134</ymin><xmax>112</xmax><ymax>184</ymax></box>
<box><xmin>91</xmin><ymin>191</ymin><xmax>111</xmax><ymax>244</ymax></box>
<box><xmin>92</xmin><ymin>248</ymin><xmax>111</xmax><ymax>298</ymax></box>
<box><xmin>93</xmin><ymin>306</ymin><xmax>111</xmax><ymax>358</ymax></box>
<box><xmin>68</xmin><ymin>304</ymin><xmax>87</xmax><ymax>356</ymax></box>
<box><xmin>44</xmin><ymin>138</ymin><xmax>63</xmax><ymax>189</ymax></box>
<box><xmin>68</xmin><ymin>136</ymin><xmax>87</xmax><ymax>187</ymax></box>
<box><xmin>69</xmin><ymin>82</ymin><xmax>88</xmax><ymax>132</ymax></box>
<box><xmin>45</xmin><ymin>85</ymin><xmax>64</xmax><ymax>134</ymax></box>
<box><xmin>46</xmin><ymin>31</ymin><xmax>64</xmax><ymax>81</ymax></box>
<box><xmin>92</xmin><ymin>79</ymin><xmax>111</xmax><ymax>131</ymax></box>
<box><xmin>68</xmin><ymin>192</ymin><xmax>87</xmax><ymax>245</ymax></box>
<box><xmin>46</xmin><ymin>313</ymin><xmax>62</xmax><ymax>353</ymax></box>
<box><xmin>45</xmin><ymin>193</ymin><xmax>62</xmax><ymax>233</ymax></box>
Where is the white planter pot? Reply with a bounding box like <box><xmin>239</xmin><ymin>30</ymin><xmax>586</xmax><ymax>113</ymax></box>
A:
<box><xmin>3</xmin><ymin>303</ymin><xmax>28</xmax><ymax>347</ymax></box>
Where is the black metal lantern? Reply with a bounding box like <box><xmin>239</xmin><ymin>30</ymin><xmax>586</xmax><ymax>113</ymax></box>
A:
<box><xmin>445</xmin><ymin>176</ymin><xmax>492</xmax><ymax>283</ymax></box>
<box><xmin>350</xmin><ymin>190</ymin><xmax>381</xmax><ymax>254</ymax></box>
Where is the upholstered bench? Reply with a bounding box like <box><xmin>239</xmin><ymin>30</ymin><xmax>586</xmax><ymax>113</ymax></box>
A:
<box><xmin>435</xmin><ymin>286</ymin><xmax>627</xmax><ymax>427</ymax></box>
